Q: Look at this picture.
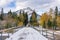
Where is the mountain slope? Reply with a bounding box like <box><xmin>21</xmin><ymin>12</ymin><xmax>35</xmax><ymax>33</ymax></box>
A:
<box><xmin>15</xmin><ymin>7</ymin><xmax>40</xmax><ymax>21</ymax></box>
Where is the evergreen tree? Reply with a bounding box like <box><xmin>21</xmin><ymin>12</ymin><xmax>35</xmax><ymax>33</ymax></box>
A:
<box><xmin>18</xmin><ymin>10</ymin><xmax>21</xmax><ymax>21</ymax></box>
<box><xmin>8</xmin><ymin>10</ymin><xmax>12</xmax><ymax>15</ymax></box>
<box><xmin>43</xmin><ymin>21</ymin><xmax>46</xmax><ymax>28</ymax></box>
<box><xmin>0</xmin><ymin>8</ymin><xmax>4</xmax><ymax>20</ymax></box>
<box><xmin>19</xmin><ymin>11</ymin><xmax>24</xmax><ymax>22</ymax></box>
<box><xmin>24</xmin><ymin>12</ymin><xmax>28</xmax><ymax>26</ymax></box>
<box><xmin>5</xmin><ymin>23</ymin><xmax>12</xmax><ymax>29</ymax></box>
<box><xmin>55</xmin><ymin>6</ymin><xmax>58</xmax><ymax>16</ymax></box>
<box><xmin>30</xmin><ymin>10</ymin><xmax>37</xmax><ymax>26</ymax></box>
<box><xmin>47</xmin><ymin>19</ymin><xmax>52</xmax><ymax>27</ymax></box>
<box><xmin>12</xmin><ymin>12</ymin><xmax>17</xmax><ymax>19</ymax></box>
<box><xmin>52</xmin><ymin>19</ymin><xmax>57</xmax><ymax>30</ymax></box>
<box><xmin>18</xmin><ymin>10</ymin><xmax>25</xmax><ymax>26</ymax></box>
<box><xmin>8</xmin><ymin>10</ymin><xmax>12</xmax><ymax>18</ymax></box>
<box><xmin>53</xmin><ymin>6</ymin><xmax>58</xmax><ymax>30</ymax></box>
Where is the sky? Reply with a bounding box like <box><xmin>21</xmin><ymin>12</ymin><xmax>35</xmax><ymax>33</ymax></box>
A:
<box><xmin>0</xmin><ymin>0</ymin><xmax>60</xmax><ymax>15</ymax></box>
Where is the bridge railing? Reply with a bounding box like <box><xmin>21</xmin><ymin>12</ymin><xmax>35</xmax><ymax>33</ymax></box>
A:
<box><xmin>33</xmin><ymin>26</ymin><xmax>56</xmax><ymax>40</ymax></box>
<box><xmin>0</xmin><ymin>26</ymin><xmax>23</xmax><ymax>40</ymax></box>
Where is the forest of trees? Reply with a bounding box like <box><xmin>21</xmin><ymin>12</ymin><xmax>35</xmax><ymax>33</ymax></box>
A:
<box><xmin>0</xmin><ymin>6</ymin><xmax>60</xmax><ymax>30</ymax></box>
<box><xmin>40</xmin><ymin>6</ymin><xmax>60</xmax><ymax>30</ymax></box>
<box><xmin>0</xmin><ymin>8</ymin><xmax>38</xmax><ymax>29</ymax></box>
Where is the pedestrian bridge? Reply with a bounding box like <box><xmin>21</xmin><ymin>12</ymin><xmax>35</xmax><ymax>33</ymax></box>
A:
<box><xmin>5</xmin><ymin>27</ymin><xmax>48</xmax><ymax>40</ymax></box>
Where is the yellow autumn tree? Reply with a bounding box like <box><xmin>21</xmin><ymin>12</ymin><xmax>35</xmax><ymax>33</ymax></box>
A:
<box><xmin>18</xmin><ymin>13</ymin><xmax>24</xmax><ymax>26</ymax></box>
<box><xmin>40</xmin><ymin>12</ymin><xmax>53</xmax><ymax>28</ymax></box>
<box><xmin>18</xmin><ymin>10</ymin><xmax>28</xmax><ymax>26</ymax></box>
<box><xmin>56</xmin><ymin>16</ymin><xmax>60</xmax><ymax>27</ymax></box>
<box><xmin>40</xmin><ymin>13</ymin><xmax>48</xmax><ymax>26</ymax></box>
<box><xmin>30</xmin><ymin>11</ymin><xmax>38</xmax><ymax>26</ymax></box>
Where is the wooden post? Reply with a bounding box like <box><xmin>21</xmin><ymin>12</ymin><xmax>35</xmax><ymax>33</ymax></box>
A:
<box><xmin>0</xmin><ymin>32</ymin><xmax>2</xmax><ymax>40</ymax></box>
<box><xmin>42</xmin><ymin>26</ymin><xmax>43</xmax><ymax>35</ymax></box>
<box><xmin>8</xmin><ymin>32</ymin><xmax>9</xmax><ymax>38</ymax></box>
<box><xmin>53</xmin><ymin>31</ymin><xmax>55</xmax><ymax>40</ymax></box>
<box><xmin>46</xmin><ymin>22</ymin><xmax>48</xmax><ymax>38</ymax></box>
<box><xmin>53</xmin><ymin>26</ymin><xmax>55</xmax><ymax>40</ymax></box>
<box><xmin>46</xmin><ymin>29</ymin><xmax>47</xmax><ymax>38</ymax></box>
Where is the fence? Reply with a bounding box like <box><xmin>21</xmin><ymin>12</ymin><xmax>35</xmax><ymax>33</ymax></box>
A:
<box><xmin>0</xmin><ymin>26</ymin><xmax>59</xmax><ymax>40</ymax></box>
<box><xmin>41</xmin><ymin>29</ymin><xmax>55</xmax><ymax>40</ymax></box>
<box><xmin>0</xmin><ymin>26</ymin><xmax>23</xmax><ymax>40</ymax></box>
<box><xmin>0</xmin><ymin>32</ymin><xmax>10</xmax><ymax>40</ymax></box>
<box><xmin>33</xmin><ymin>27</ymin><xmax>56</xmax><ymax>40</ymax></box>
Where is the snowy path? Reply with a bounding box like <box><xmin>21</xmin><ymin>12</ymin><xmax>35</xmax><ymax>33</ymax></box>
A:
<box><xmin>5</xmin><ymin>27</ymin><xmax>48</xmax><ymax>40</ymax></box>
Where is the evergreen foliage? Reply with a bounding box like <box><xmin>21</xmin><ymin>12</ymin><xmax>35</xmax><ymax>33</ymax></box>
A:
<box><xmin>30</xmin><ymin>10</ymin><xmax>38</xmax><ymax>26</ymax></box>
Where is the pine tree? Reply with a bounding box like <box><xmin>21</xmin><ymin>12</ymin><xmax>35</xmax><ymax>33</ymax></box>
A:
<box><xmin>24</xmin><ymin>12</ymin><xmax>28</xmax><ymax>26</ymax></box>
<box><xmin>30</xmin><ymin>10</ymin><xmax>37</xmax><ymax>26</ymax></box>
<box><xmin>0</xmin><ymin>8</ymin><xmax>4</xmax><ymax>20</ymax></box>
<box><xmin>55</xmin><ymin>6</ymin><xmax>58</xmax><ymax>16</ymax></box>
<box><xmin>43</xmin><ymin>21</ymin><xmax>46</xmax><ymax>28</ymax></box>
<box><xmin>47</xmin><ymin>19</ymin><xmax>52</xmax><ymax>27</ymax></box>
<box><xmin>8</xmin><ymin>10</ymin><xmax>12</xmax><ymax>18</ymax></box>
<box><xmin>12</xmin><ymin>12</ymin><xmax>17</xmax><ymax>19</ymax></box>
<box><xmin>53</xmin><ymin>6</ymin><xmax>58</xmax><ymax>30</ymax></box>
<box><xmin>18</xmin><ymin>10</ymin><xmax>25</xmax><ymax>26</ymax></box>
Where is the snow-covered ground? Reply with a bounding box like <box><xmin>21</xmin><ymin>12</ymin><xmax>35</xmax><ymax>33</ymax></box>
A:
<box><xmin>5</xmin><ymin>27</ymin><xmax>48</xmax><ymax>40</ymax></box>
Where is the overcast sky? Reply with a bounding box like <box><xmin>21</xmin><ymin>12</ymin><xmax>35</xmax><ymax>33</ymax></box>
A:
<box><xmin>0</xmin><ymin>0</ymin><xmax>60</xmax><ymax>15</ymax></box>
